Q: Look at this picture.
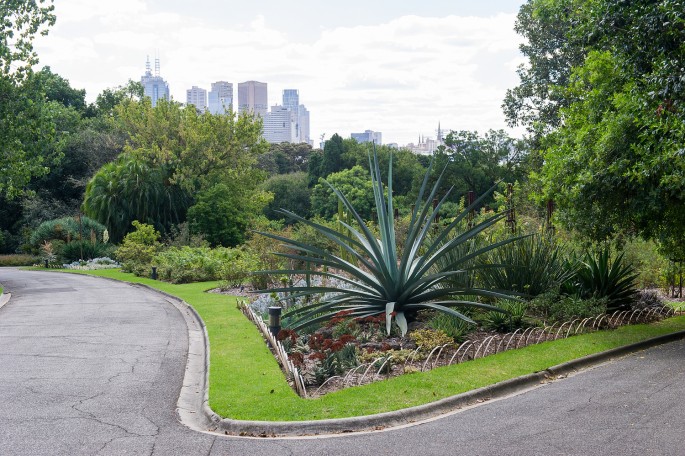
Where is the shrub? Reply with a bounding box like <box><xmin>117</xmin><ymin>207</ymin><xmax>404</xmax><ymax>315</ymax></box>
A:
<box><xmin>30</xmin><ymin>216</ymin><xmax>107</xmax><ymax>248</ymax></box>
<box><xmin>567</xmin><ymin>250</ymin><xmax>638</xmax><ymax>311</ymax></box>
<box><xmin>428</xmin><ymin>312</ymin><xmax>473</xmax><ymax>342</ymax></box>
<box><xmin>478</xmin><ymin>234</ymin><xmax>575</xmax><ymax>297</ymax></box>
<box><xmin>59</xmin><ymin>240</ymin><xmax>115</xmax><ymax>263</ymax></box>
<box><xmin>115</xmin><ymin>221</ymin><xmax>161</xmax><ymax>275</ymax></box>
<box><xmin>409</xmin><ymin>329</ymin><xmax>454</xmax><ymax>351</ymax></box>
<box><xmin>483</xmin><ymin>300</ymin><xmax>528</xmax><ymax>332</ymax></box>
<box><xmin>154</xmin><ymin>246</ymin><xmax>235</xmax><ymax>284</ymax></box>
<box><xmin>0</xmin><ymin>254</ymin><xmax>40</xmax><ymax>267</ymax></box>
<box><xmin>530</xmin><ymin>292</ymin><xmax>608</xmax><ymax>323</ymax></box>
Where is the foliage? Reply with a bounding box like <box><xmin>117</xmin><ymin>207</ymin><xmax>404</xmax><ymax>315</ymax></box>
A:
<box><xmin>310</xmin><ymin>166</ymin><xmax>376</xmax><ymax>221</ymax></box>
<box><xmin>510</xmin><ymin>0</ymin><xmax>685</xmax><ymax>249</ymax></box>
<box><xmin>0</xmin><ymin>1</ymin><xmax>58</xmax><ymax>200</ymax></box>
<box><xmin>569</xmin><ymin>250</ymin><xmax>639</xmax><ymax>311</ymax></box>
<box><xmin>0</xmin><ymin>0</ymin><xmax>55</xmax><ymax>80</ymax></box>
<box><xmin>30</xmin><ymin>216</ymin><xmax>107</xmax><ymax>248</ymax></box>
<box><xmin>257</xmin><ymin>142</ymin><xmax>313</xmax><ymax>176</ymax></box>
<box><xmin>427</xmin><ymin>312</ymin><xmax>473</xmax><ymax>342</ymax></box>
<box><xmin>187</xmin><ymin>182</ymin><xmax>270</xmax><ymax>247</ymax></box>
<box><xmin>261</xmin><ymin>172</ymin><xmax>312</xmax><ymax>221</ymax></box>
<box><xmin>115</xmin><ymin>221</ymin><xmax>161</xmax><ymax>274</ymax></box>
<box><xmin>153</xmin><ymin>246</ymin><xmax>237</xmax><ymax>284</ymax></box>
<box><xmin>633</xmin><ymin>290</ymin><xmax>663</xmax><ymax>310</ymax></box>
<box><xmin>83</xmin><ymin>155</ymin><xmax>191</xmax><ymax>243</ymax></box>
<box><xmin>0</xmin><ymin>254</ymin><xmax>39</xmax><ymax>266</ymax></box>
<box><xmin>58</xmin><ymin>240</ymin><xmax>115</xmax><ymax>263</ymax></box>
<box><xmin>622</xmin><ymin>238</ymin><xmax>669</xmax><ymax>289</ymax></box>
<box><xmin>430</xmin><ymin>130</ymin><xmax>526</xmax><ymax>205</ymax></box>
<box><xmin>409</xmin><ymin>329</ymin><xmax>454</xmax><ymax>351</ymax></box>
<box><xmin>319</xmin><ymin>133</ymin><xmax>345</xmax><ymax>178</ymax></box>
<box><xmin>483</xmin><ymin>300</ymin><xmax>528</xmax><ymax>332</ymax></box>
<box><xmin>478</xmin><ymin>233</ymin><xmax>575</xmax><ymax>297</ymax></box>
<box><xmin>530</xmin><ymin>292</ymin><xmax>608</xmax><ymax>324</ymax></box>
<box><xmin>258</xmin><ymin>149</ymin><xmax>515</xmax><ymax>336</ymax></box>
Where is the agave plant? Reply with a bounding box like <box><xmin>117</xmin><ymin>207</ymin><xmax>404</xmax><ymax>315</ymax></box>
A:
<box><xmin>254</xmin><ymin>148</ymin><xmax>519</xmax><ymax>336</ymax></box>
<box><xmin>569</xmin><ymin>250</ymin><xmax>638</xmax><ymax>311</ymax></box>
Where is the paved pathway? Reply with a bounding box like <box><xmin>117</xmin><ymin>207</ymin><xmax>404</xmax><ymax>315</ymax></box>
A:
<box><xmin>1</xmin><ymin>269</ymin><xmax>683</xmax><ymax>455</ymax></box>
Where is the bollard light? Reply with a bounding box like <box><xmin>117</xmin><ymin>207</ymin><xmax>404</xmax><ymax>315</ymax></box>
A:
<box><xmin>151</xmin><ymin>266</ymin><xmax>158</xmax><ymax>280</ymax></box>
<box><xmin>268</xmin><ymin>306</ymin><xmax>282</xmax><ymax>337</ymax></box>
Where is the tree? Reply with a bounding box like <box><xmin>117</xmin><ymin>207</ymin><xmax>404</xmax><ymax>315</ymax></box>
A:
<box><xmin>311</xmin><ymin>166</ymin><xmax>377</xmax><ymax>220</ymax></box>
<box><xmin>428</xmin><ymin>130</ymin><xmax>525</xmax><ymax>205</ymax></box>
<box><xmin>0</xmin><ymin>0</ymin><xmax>58</xmax><ymax>200</ymax></box>
<box><xmin>319</xmin><ymin>133</ymin><xmax>345</xmax><ymax>178</ymax></box>
<box><xmin>82</xmin><ymin>156</ymin><xmax>191</xmax><ymax>242</ymax></box>
<box><xmin>512</xmin><ymin>0</ymin><xmax>685</xmax><ymax>250</ymax></box>
<box><xmin>257</xmin><ymin>142</ymin><xmax>313</xmax><ymax>176</ymax></box>
<box><xmin>0</xmin><ymin>0</ymin><xmax>55</xmax><ymax>80</ymax></box>
<box><xmin>187</xmin><ymin>182</ymin><xmax>271</xmax><ymax>247</ymax></box>
<box><xmin>261</xmin><ymin>172</ymin><xmax>312</xmax><ymax>221</ymax></box>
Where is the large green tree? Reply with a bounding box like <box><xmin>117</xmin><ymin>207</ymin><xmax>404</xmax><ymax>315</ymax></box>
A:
<box><xmin>509</xmin><ymin>0</ymin><xmax>685</xmax><ymax>252</ymax></box>
<box><xmin>311</xmin><ymin>166</ymin><xmax>377</xmax><ymax>220</ymax></box>
<box><xmin>0</xmin><ymin>0</ymin><xmax>58</xmax><ymax>200</ymax></box>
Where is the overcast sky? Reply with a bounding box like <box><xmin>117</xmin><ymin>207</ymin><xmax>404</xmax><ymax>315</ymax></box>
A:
<box><xmin>33</xmin><ymin>0</ymin><xmax>527</xmax><ymax>145</ymax></box>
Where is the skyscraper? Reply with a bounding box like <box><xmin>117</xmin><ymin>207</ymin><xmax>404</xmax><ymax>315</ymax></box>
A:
<box><xmin>263</xmin><ymin>105</ymin><xmax>295</xmax><ymax>143</ymax></box>
<box><xmin>282</xmin><ymin>89</ymin><xmax>300</xmax><ymax>141</ymax></box>
<box><xmin>208</xmin><ymin>81</ymin><xmax>233</xmax><ymax>115</ymax></box>
<box><xmin>298</xmin><ymin>104</ymin><xmax>311</xmax><ymax>145</ymax></box>
<box><xmin>141</xmin><ymin>56</ymin><xmax>169</xmax><ymax>107</ymax></box>
<box><xmin>186</xmin><ymin>86</ymin><xmax>207</xmax><ymax>112</ymax></box>
<box><xmin>238</xmin><ymin>81</ymin><xmax>268</xmax><ymax>117</ymax></box>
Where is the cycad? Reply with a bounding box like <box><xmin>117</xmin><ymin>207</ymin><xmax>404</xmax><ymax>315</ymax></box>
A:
<box><xmin>256</xmin><ymin>148</ymin><xmax>518</xmax><ymax>336</ymax></box>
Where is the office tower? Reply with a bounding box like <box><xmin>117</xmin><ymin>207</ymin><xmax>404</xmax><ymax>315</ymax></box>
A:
<box><xmin>283</xmin><ymin>89</ymin><xmax>300</xmax><ymax>140</ymax></box>
<box><xmin>186</xmin><ymin>86</ymin><xmax>207</xmax><ymax>112</ymax></box>
<box><xmin>141</xmin><ymin>56</ymin><xmax>169</xmax><ymax>107</ymax></box>
<box><xmin>238</xmin><ymin>81</ymin><xmax>268</xmax><ymax>117</ymax></box>
<box><xmin>351</xmin><ymin>130</ymin><xmax>382</xmax><ymax>145</ymax></box>
<box><xmin>263</xmin><ymin>105</ymin><xmax>295</xmax><ymax>143</ymax></box>
<box><xmin>298</xmin><ymin>104</ymin><xmax>311</xmax><ymax>145</ymax></box>
<box><xmin>208</xmin><ymin>81</ymin><xmax>233</xmax><ymax>115</ymax></box>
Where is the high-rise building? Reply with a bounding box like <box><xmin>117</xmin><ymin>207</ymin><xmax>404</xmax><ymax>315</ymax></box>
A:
<box><xmin>283</xmin><ymin>89</ymin><xmax>300</xmax><ymax>140</ymax></box>
<box><xmin>351</xmin><ymin>130</ymin><xmax>382</xmax><ymax>145</ymax></box>
<box><xmin>141</xmin><ymin>56</ymin><xmax>169</xmax><ymax>107</ymax></box>
<box><xmin>208</xmin><ymin>81</ymin><xmax>233</xmax><ymax>115</ymax></box>
<box><xmin>238</xmin><ymin>81</ymin><xmax>268</xmax><ymax>117</ymax></box>
<box><xmin>263</xmin><ymin>105</ymin><xmax>295</xmax><ymax>143</ymax></box>
<box><xmin>298</xmin><ymin>104</ymin><xmax>311</xmax><ymax>145</ymax></box>
<box><xmin>186</xmin><ymin>86</ymin><xmax>207</xmax><ymax>112</ymax></box>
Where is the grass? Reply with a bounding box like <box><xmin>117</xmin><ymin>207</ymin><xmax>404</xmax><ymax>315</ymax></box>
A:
<box><xmin>37</xmin><ymin>268</ymin><xmax>685</xmax><ymax>421</ymax></box>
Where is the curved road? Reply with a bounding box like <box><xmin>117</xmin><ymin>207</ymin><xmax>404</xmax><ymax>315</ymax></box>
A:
<box><xmin>0</xmin><ymin>268</ymin><xmax>683</xmax><ymax>455</ymax></box>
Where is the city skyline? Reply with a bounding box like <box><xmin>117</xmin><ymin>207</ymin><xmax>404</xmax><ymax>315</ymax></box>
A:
<box><xmin>33</xmin><ymin>0</ymin><xmax>527</xmax><ymax>145</ymax></box>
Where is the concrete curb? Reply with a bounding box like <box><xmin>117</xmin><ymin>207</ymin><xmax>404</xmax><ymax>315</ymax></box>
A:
<box><xmin>0</xmin><ymin>291</ymin><xmax>11</xmax><ymax>311</ymax></box>
<box><xmin>38</xmin><ymin>271</ymin><xmax>685</xmax><ymax>438</ymax></box>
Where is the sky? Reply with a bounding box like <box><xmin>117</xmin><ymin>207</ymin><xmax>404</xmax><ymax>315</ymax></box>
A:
<box><xmin>33</xmin><ymin>0</ymin><xmax>527</xmax><ymax>146</ymax></box>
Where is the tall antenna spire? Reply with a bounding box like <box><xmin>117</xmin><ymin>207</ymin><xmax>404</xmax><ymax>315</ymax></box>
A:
<box><xmin>154</xmin><ymin>55</ymin><xmax>160</xmax><ymax>77</ymax></box>
<box><xmin>145</xmin><ymin>55</ymin><xmax>151</xmax><ymax>76</ymax></box>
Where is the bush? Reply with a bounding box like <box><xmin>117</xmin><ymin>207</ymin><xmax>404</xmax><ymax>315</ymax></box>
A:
<box><xmin>58</xmin><ymin>240</ymin><xmax>115</xmax><ymax>263</ymax></box>
<box><xmin>115</xmin><ymin>221</ymin><xmax>161</xmax><ymax>275</ymax></box>
<box><xmin>154</xmin><ymin>246</ymin><xmax>238</xmax><ymax>284</ymax></box>
<box><xmin>30</xmin><ymin>216</ymin><xmax>107</xmax><ymax>248</ymax></box>
<box><xmin>483</xmin><ymin>300</ymin><xmax>528</xmax><ymax>332</ymax></box>
<box><xmin>567</xmin><ymin>250</ymin><xmax>638</xmax><ymax>311</ymax></box>
<box><xmin>409</xmin><ymin>329</ymin><xmax>454</xmax><ymax>351</ymax></box>
<box><xmin>427</xmin><ymin>312</ymin><xmax>474</xmax><ymax>342</ymax></box>
<box><xmin>0</xmin><ymin>254</ymin><xmax>40</xmax><ymax>266</ymax></box>
<box><xmin>478</xmin><ymin>234</ymin><xmax>574</xmax><ymax>297</ymax></box>
<box><xmin>530</xmin><ymin>292</ymin><xmax>608</xmax><ymax>323</ymax></box>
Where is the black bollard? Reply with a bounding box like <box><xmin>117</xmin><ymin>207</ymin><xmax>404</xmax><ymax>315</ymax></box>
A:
<box><xmin>268</xmin><ymin>306</ymin><xmax>282</xmax><ymax>337</ymax></box>
<box><xmin>151</xmin><ymin>266</ymin><xmax>158</xmax><ymax>280</ymax></box>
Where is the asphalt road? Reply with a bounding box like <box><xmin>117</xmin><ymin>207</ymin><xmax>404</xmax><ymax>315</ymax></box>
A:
<box><xmin>1</xmin><ymin>268</ymin><xmax>683</xmax><ymax>456</ymax></box>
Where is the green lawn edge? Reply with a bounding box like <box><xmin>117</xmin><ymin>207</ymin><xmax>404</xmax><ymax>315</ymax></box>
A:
<box><xmin>39</xmin><ymin>268</ymin><xmax>685</xmax><ymax>421</ymax></box>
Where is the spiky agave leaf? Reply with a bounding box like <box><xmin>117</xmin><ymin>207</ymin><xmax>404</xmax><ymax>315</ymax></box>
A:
<box><xmin>253</xmin><ymin>145</ymin><xmax>520</xmax><ymax>335</ymax></box>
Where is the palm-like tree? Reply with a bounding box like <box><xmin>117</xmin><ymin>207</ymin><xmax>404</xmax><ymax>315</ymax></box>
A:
<box><xmin>257</xmin><ymin>149</ymin><xmax>518</xmax><ymax>336</ymax></box>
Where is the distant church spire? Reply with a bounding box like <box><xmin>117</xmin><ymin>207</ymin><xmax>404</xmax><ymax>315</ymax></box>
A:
<box><xmin>437</xmin><ymin>121</ymin><xmax>443</xmax><ymax>142</ymax></box>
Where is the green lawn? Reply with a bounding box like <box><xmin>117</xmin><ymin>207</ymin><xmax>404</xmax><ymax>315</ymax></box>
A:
<box><xmin>46</xmin><ymin>268</ymin><xmax>685</xmax><ymax>421</ymax></box>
